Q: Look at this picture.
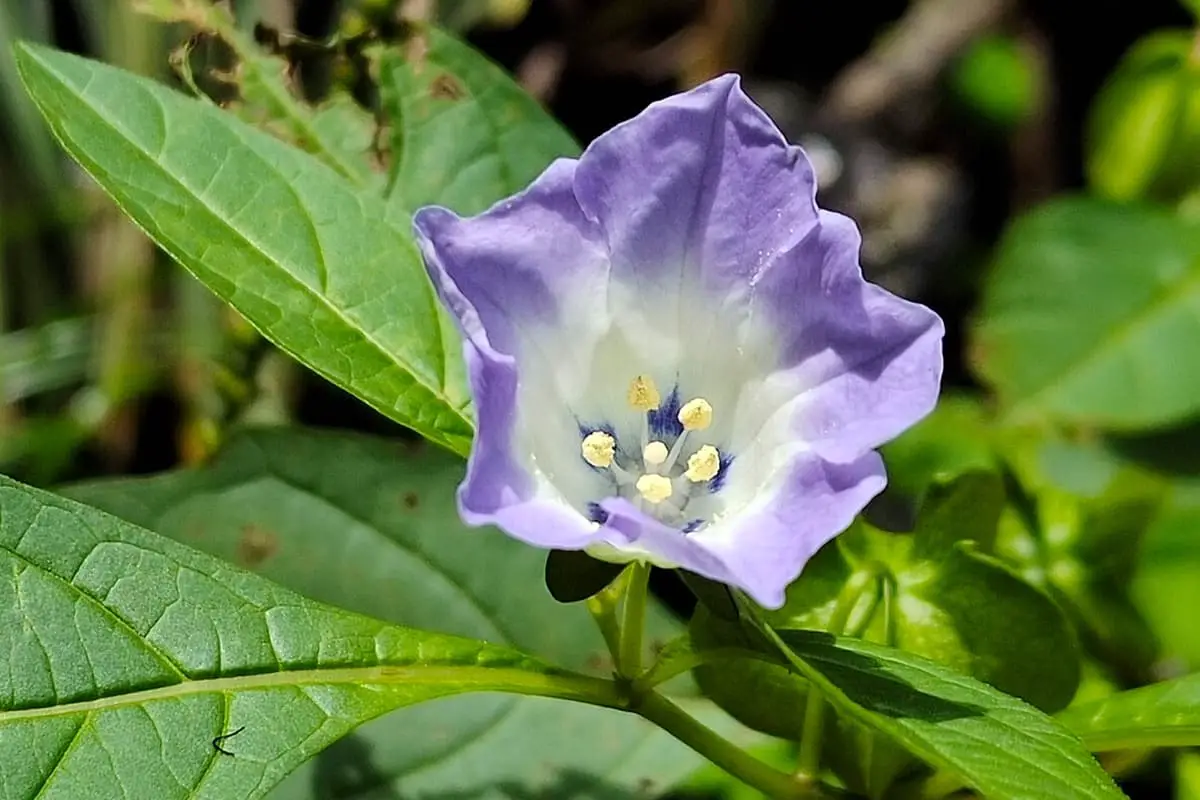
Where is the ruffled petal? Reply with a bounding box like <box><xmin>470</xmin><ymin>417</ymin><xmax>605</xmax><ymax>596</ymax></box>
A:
<box><xmin>745</xmin><ymin>211</ymin><xmax>944</xmax><ymax>463</ymax></box>
<box><xmin>414</xmin><ymin>158</ymin><xmax>610</xmax><ymax>373</ymax></box>
<box><xmin>571</xmin><ymin>73</ymin><xmax>820</xmax><ymax>335</ymax></box>
<box><xmin>696</xmin><ymin>450</ymin><xmax>887</xmax><ymax>608</ymax></box>
<box><xmin>452</xmin><ymin>345</ymin><xmax>600</xmax><ymax>549</ymax></box>
<box><xmin>596</xmin><ymin>498</ymin><xmax>741</xmax><ymax>588</ymax></box>
<box><xmin>414</xmin><ymin>159</ymin><xmax>614</xmax><ymax>549</ymax></box>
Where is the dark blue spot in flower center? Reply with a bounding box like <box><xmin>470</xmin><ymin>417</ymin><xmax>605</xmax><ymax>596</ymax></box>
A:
<box><xmin>709</xmin><ymin>453</ymin><xmax>734</xmax><ymax>493</ymax></box>
<box><xmin>682</xmin><ymin>519</ymin><xmax>704</xmax><ymax>534</ymax></box>
<box><xmin>587</xmin><ymin>502</ymin><xmax>610</xmax><ymax>524</ymax></box>
<box><xmin>648</xmin><ymin>386</ymin><xmax>683</xmax><ymax>440</ymax></box>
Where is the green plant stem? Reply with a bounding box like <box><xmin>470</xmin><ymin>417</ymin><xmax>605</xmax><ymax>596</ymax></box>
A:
<box><xmin>635</xmin><ymin>691</ymin><xmax>822</xmax><ymax>799</ymax></box>
<box><xmin>586</xmin><ymin>569</ymin><xmax>626</xmax><ymax>664</ymax></box>
<box><xmin>796</xmin><ymin>566</ymin><xmax>883</xmax><ymax>780</ymax></box>
<box><xmin>617</xmin><ymin>561</ymin><xmax>651</xmax><ymax>678</ymax></box>
<box><xmin>634</xmin><ymin>641</ymin><xmax>782</xmax><ymax>692</ymax></box>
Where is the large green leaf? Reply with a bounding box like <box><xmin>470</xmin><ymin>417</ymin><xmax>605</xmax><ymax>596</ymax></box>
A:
<box><xmin>377</xmin><ymin>27</ymin><xmax>579</xmax><ymax>217</ymax></box>
<box><xmin>972</xmin><ymin>197</ymin><xmax>1200</xmax><ymax>430</ymax></box>
<box><xmin>13</xmin><ymin>43</ymin><xmax>473</xmax><ymax>455</ymax></box>
<box><xmin>1057</xmin><ymin>672</ymin><xmax>1200</xmax><ymax>751</ymax></box>
<box><xmin>65</xmin><ymin>428</ymin><xmax>746</xmax><ymax>798</ymax></box>
<box><xmin>0</xmin><ymin>473</ymin><xmax>616</xmax><ymax>800</ymax></box>
<box><xmin>771</xmin><ymin>631</ymin><xmax>1124</xmax><ymax>800</ymax></box>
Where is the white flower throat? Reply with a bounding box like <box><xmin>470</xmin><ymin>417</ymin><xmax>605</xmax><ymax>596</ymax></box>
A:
<box><xmin>579</xmin><ymin>374</ymin><xmax>724</xmax><ymax>527</ymax></box>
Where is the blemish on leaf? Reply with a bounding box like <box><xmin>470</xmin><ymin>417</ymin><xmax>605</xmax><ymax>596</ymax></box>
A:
<box><xmin>402</xmin><ymin>491</ymin><xmax>420</xmax><ymax>510</ymax></box>
<box><xmin>584</xmin><ymin>653</ymin><xmax>612</xmax><ymax>672</ymax></box>
<box><xmin>237</xmin><ymin>524</ymin><xmax>279</xmax><ymax>567</ymax></box>
<box><xmin>401</xmin><ymin>436</ymin><xmax>427</xmax><ymax>456</ymax></box>
<box><xmin>430</xmin><ymin>73</ymin><xmax>466</xmax><ymax>101</ymax></box>
<box><xmin>212</xmin><ymin>725</ymin><xmax>246</xmax><ymax>756</ymax></box>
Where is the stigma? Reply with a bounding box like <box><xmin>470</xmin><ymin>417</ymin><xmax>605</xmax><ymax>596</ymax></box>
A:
<box><xmin>627</xmin><ymin>375</ymin><xmax>661</xmax><ymax>411</ymax></box>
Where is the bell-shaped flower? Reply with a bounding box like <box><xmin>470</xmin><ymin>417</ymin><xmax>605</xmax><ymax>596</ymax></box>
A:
<box><xmin>413</xmin><ymin>75</ymin><xmax>943</xmax><ymax>609</ymax></box>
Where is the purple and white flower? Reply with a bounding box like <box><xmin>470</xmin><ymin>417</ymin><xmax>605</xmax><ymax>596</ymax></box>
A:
<box><xmin>414</xmin><ymin>75</ymin><xmax>943</xmax><ymax>609</ymax></box>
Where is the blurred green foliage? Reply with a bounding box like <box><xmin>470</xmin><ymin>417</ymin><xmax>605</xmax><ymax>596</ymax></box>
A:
<box><xmin>11</xmin><ymin>1</ymin><xmax>1200</xmax><ymax>798</ymax></box>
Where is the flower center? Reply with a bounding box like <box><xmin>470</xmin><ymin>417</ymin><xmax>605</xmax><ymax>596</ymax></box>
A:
<box><xmin>580</xmin><ymin>374</ymin><xmax>725</xmax><ymax>529</ymax></box>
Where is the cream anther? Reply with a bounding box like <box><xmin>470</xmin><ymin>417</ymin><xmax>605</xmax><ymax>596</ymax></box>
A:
<box><xmin>678</xmin><ymin>398</ymin><xmax>713</xmax><ymax>430</ymax></box>
<box><xmin>643</xmin><ymin>441</ymin><xmax>668</xmax><ymax>466</ymax></box>
<box><xmin>627</xmin><ymin>375</ymin><xmax>661</xmax><ymax>411</ymax></box>
<box><xmin>581</xmin><ymin>431</ymin><xmax>616</xmax><ymax>468</ymax></box>
<box><xmin>636</xmin><ymin>474</ymin><xmax>673</xmax><ymax>504</ymax></box>
<box><xmin>686</xmin><ymin>445</ymin><xmax>721</xmax><ymax>482</ymax></box>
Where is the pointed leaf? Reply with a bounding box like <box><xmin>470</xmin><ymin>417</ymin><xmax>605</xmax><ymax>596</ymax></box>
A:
<box><xmin>1057</xmin><ymin>672</ymin><xmax>1200</xmax><ymax>752</ymax></box>
<box><xmin>973</xmin><ymin>198</ymin><xmax>1200</xmax><ymax>430</ymax></box>
<box><xmin>13</xmin><ymin>42</ymin><xmax>473</xmax><ymax>455</ymax></box>
<box><xmin>775</xmin><ymin>631</ymin><xmax>1125</xmax><ymax>800</ymax></box>
<box><xmin>65</xmin><ymin>428</ymin><xmax>754</xmax><ymax>798</ymax></box>
<box><xmin>0</xmin><ymin>473</ymin><xmax>616</xmax><ymax>800</ymax></box>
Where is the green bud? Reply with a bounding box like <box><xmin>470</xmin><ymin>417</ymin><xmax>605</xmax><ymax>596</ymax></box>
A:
<box><xmin>1086</xmin><ymin>30</ymin><xmax>1200</xmax><ymax>203</ymax></box>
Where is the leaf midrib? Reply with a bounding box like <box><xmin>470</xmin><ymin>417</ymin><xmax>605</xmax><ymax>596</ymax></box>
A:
<box><xmin>774</xmin><ymin>632</ymin><xmax>1120</xmax><ymax>799</ymax></box>
<box><xmin>797</xmin><ymin>648</ymin><xmax>1100</xmax><ymax>794</ymax></box>
<box><xmin>16</xmin><ymin>44</ymin><xmax>474</xmax><ymax>450</ymax></box>
<box><xmin>0</xmin><ymin>664</ymin><xmax>622</xmax><ymax>724</ymax></box>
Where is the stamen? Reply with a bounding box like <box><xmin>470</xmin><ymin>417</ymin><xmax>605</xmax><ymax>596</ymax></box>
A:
<box><xmin>678</xmin><ymin>398</ymin><xmax>713</xmax><ymax>431</ymax></box>
<box><xmin>628</xmin><ymin>375</ymin><xmax>661</xmax><ymax>411</ymax></box>
<box><xmin>662</xmin><ymin>430</ymin><xmax>690</xmax><ymax>472</ymax></box>
<box><xmin>581</xmin><ymin>431</ymin><xmax>616</xmax><ymax>468</ymax></box>
<box><xmin>643</xmin><ymin>440</ymin><xmax>668</xmax><ymax>468</ymax></box>
<box><xmin>686</xmin><ymin>445</ymin><xmax>721</xmax><ymax>482</ymax></box>
<box><xmin>609</xmin><ymin>461</ymin><xmax>636</xmax><ymax>485</ymax></box>
<box><xmin>636</xmin><ymin>474</ymin><xmax>673</xmax><ymax>504</ymax></box>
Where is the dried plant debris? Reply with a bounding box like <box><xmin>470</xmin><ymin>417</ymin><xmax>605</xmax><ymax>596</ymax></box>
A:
<box><xmin>138</xmin><ymin>0</ymin><xmax>393</xmax><ymax>185</ymax></box>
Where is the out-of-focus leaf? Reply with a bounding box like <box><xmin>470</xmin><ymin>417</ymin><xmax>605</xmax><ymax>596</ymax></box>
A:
<box><xmin>973</xmin><ymin>197</ymin><xmax>1200</xmax><ymax>430</ymax></box>
<box><xmin>0</xmin><ymin>473</ymin><xmax>616</xmax><ymax>800</ymax></box>
<box><xmin>950</xmin><ymin>34</ymin><xmax>1038</xmax><ymax>129</ymax></box>
<box><xmin>0</xmin><ymin>317</ymin><xmax>93</xmax><ymax>401</ymax></box>
<box><xmin>881</xmin><ymin>393</ymin><xmax>997</xmax><ymax>498</ymax></box>
<box><xmin>994</xmin><ymin>441</ymin><xmax>1163</xmax><ymax>681</ymax></box>
<box><xmin>66</xmin><ymin>427</ymin><xmax>757</xmax><ymax>798</ymax></box>
<box><xmin>1086</xmin><ymin>31</ymin><xmax>1193</xmax><ymax>201</ymax></box>
<box><xmin>1057</xmin><ymin>671</ymin><xmax>1200</xmax><ymax>751</ymax></box>
<box><xmin>1178</xmin><ymin>751</ymin><xmax>1200</xmax><ymax>800</ymax></box>
<box><xmin>16</xmin><ymin>43</ymin><xmax>474</xmax><ymax>455</ymax></box>
<box><xmin>1086</xmin><ymin>30</ymin><xmax>1200</xmax><ymax>203</ymax></box>
<box><xmin>375</xmin><ymin>26</ymin><xmax>579</xmax><ymax>217</ymax></box>
<box><xmin>1132</xmin><ymin>479</ymin><xmax>1200</xmax><ymax>669</ymax></box>
<box><xmin>0</xmin><ymin>0</ymin><xmax>60</xmax><ymax>192</ymax></box>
